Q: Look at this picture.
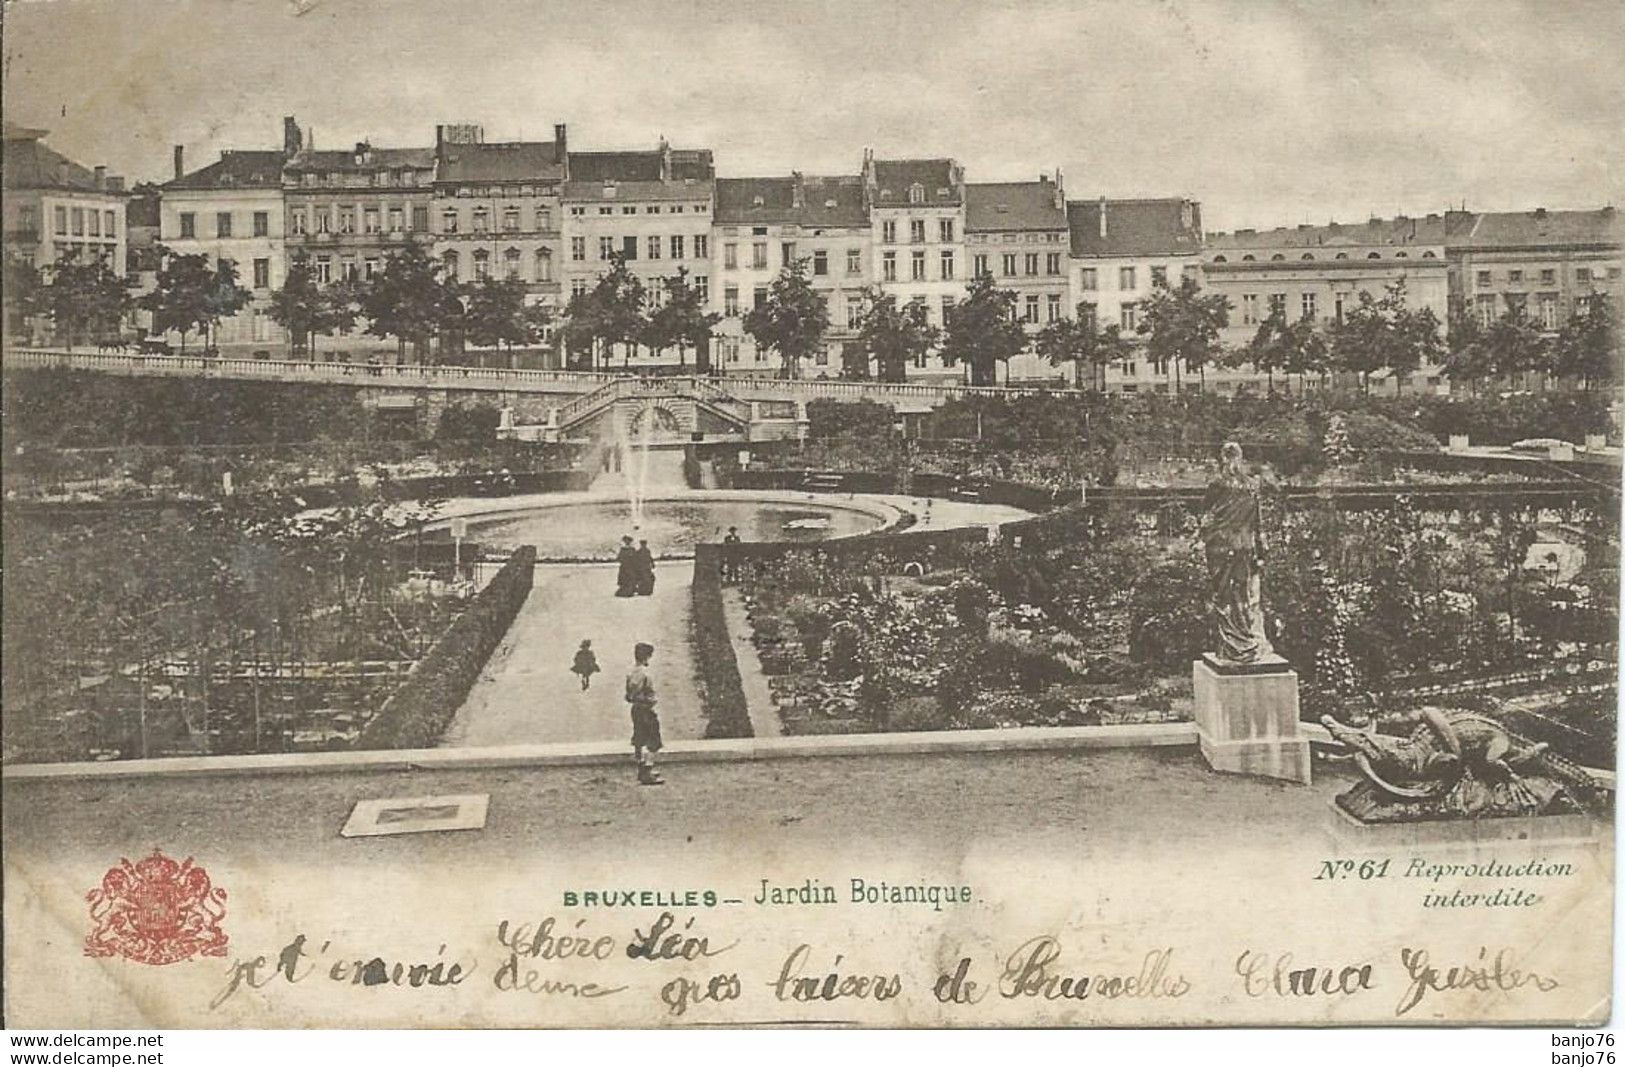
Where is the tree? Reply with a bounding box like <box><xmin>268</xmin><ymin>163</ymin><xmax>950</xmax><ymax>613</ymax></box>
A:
<box><xmin>1442</xmin><ymin>302</ymin><xmax>1493</xmax><ymax>395</ymax></box>
<box><xmin>358</xmin><ymin>242</ymin><xmax>453</xmax><ymax>362</ymax></box>
<box><xmin>1136</xmin><ymin>275</ymin><xmax>1231</xmax><ymax>391</ymax></box>
<box><xmin>1479</xmin><ymin>304</ymin><xmax>1552</xmax><ymax>388</ymax></box>
<box><xmin>266</xmin><ymin>254</ymin><xmax>339</xmax><ymax>357</ymax></box>
<box><xmin>1552</xmin><ymin>295</ymin><xmax>1617</xmax><ymax>390</ymax></box>
<box><xmin>3</xmin><ymin>249</ymin><xmax>45</xmax><ymax>342</ymax></box>
<box><xmin>1232</xmin><ymin>309</ymin><xmax>1327</xmax><ymax>393</ymax></box>
<box><xmin>1325</xmin><ymin>280</ymin><xmax>1443</xmax><ymax>394</ymax></box>
<box><xmin>40</xmin><ymin>252</ymin><xmax>133</xmax><ymax>350</ymax></box>
<box><xmin>1035</xmin><ymin>302</ymin><xmax>1132</xmax><ymax>389</ymax></box>
<box><xmin>140</xmin><ymin>251</ymin><xmax>249</xmax><ymax>354</ymax></box>
<box><xmin>742</xmin><ymin>257</ymin><xmax>828</xmax><ymax>379</ymax></box>
<box><xmin>646</xmin><ymin>268</ymin><xmax>720</xmax><ymax>372</ymax></box>
<box><xmin>461</xmin><ymin>276</ymin><xmax>545</xmax><ymax>367</ymax></box>
<box><xmin>1279</xmin><ymin>315</ymin><xmax>1330</xmax><ymax>391</ymax></box>
<box><xmin>576</xmin><ymin>253</ymin><xmax>647</xmax><ymax>369</ymax></box>
<box><xmin>849</xmin><ymin>286</ymin><xmax>938</xmax><ymax>383</ymax></box>
<box><xmin>939</xmin><ymin>273</ymin><xmax>1027</xmax><ymax>386</ymax></box>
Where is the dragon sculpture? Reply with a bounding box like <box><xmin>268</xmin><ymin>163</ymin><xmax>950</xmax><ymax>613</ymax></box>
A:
<box><xmin>1319</xmin><ymin>702</ymin><xmax>1607</xmax><ymax>823</ymax></box>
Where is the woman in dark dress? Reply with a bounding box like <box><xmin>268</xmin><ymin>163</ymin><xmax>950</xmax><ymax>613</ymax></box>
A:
<box><xmin>614</xmin><ymin>535</ymin><xmax>637</xmax><ymax>597</ymax></box>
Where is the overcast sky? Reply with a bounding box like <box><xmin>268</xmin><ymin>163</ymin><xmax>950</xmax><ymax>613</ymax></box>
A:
<box><xmin>4</xmin><ymin>0</ymin><xmax>1622</xmax><ymax>231</ymax></box>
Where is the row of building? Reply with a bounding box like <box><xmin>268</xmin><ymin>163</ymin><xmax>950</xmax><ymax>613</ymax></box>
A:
<box><xmin>4</xmin><ymin>118</ymin><xmax>1621</xmax><ymax>393</ymax></box>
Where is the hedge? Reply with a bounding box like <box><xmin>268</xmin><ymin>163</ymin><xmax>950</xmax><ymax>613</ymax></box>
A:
<box><xmin>690</xmin><ymin>543</ymin><xmax>753</xmax><ymax>738</ymax></box>
<box><xmin>356</xmin><ymin>545</ymin><xmax>536</xmax><ymax>749</ymax></box>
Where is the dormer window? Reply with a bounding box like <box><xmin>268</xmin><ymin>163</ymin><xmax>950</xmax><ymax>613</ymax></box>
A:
<box><xmin>601</xmin><ymin>183</ymin><xmax>617</xmax><ymax>199</ymax></box>
<box><xmin>824</xmin><ymin>199</ymin><xmax>837</xmax><ymax>208</ymax></box>
<box><xmin>936</xmin><ymin>187</ymin><xmax>950</xmax><ymax>199</ymax></box>
<box><xmin>752</xmin><ymin>195</ymin><xmax>764</xmax><ymax>207</ymax></box>
<box><xmin>1367</xmin><ymin>252</ymin><xmax>1381</xmax><ymax>259</ymax></box>
<box><xmin>1300</xmin><ymin>253</ymin><xmax>1314</xmax><ymax>260</ymax></box>
<box><xmin>908</xmin><ymin>183</ymin><xmax>924</xmax><ymax>204</ymax></box>
<box><xmin>1271</xmin><ymin>253</ymin><xmax>1285</xmax><ymax>261</ymax></box>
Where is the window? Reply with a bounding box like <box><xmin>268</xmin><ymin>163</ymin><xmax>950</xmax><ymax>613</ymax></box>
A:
<box><xmin>846</xmin><ymin>298</ymin><xmax>863</xmax><ymax>331</ymax></box>
<box><xmin>1025</xmin><ymin>253</ymin><xmax>1039</xmax><ymax>276</ymax></box>
<box><xmin>813</xmin><ymin>250</ymin><xmax>828</xmax><ymax>276</ymax></box>
<box><xmin>939</xmin><ymin>218</ymin><xmax>954</xmax><ymax>243</ymax></box>
<box><xmin>622</xmin><ymin>235</ymin><xmax>638</xmax><ymax>260</ymax></box>
<box><xmin>942</xmin><ymin>295</ymin><xmax>955</xmax><ymax>324</ymax></box>
<box><xmin>363</xmin><ymin>208</ymin><xmax>380</xmax><ymax>234</ymax></box>
<box><xmin>314</xmin><ymin>209</ymin><xmax>330</xmax><ymax>234</ymax></box>
<box><xmin>387</xmin><ymin>208</ymin><xmax>403</xmax><ymax>233</ymax></box>
<box><xmin>1301</xmin><ymin>291</ymin><xmax>1317</xmax><ymax>320</ymax></box>
<box><xmin>101</xmin><ymin>211</ymin><xmax>116</xmax><ymax>238</ymax></box>
<box><xmin>940</xmin><ymin>250</ymin><xmax>955</xmax><ymax>280</ymax></box>
<box><xmin>694</xmin><ymin>235</ymin><xmax>709</xmax><ymax>258</ymax></box>
<box><xmin>1476</xmin><ymin>294</ymin><xmax>1497</xmax><ymax>327</ymax></box>
<box><xmin>1047</xmin><ymin>293</ymin><xmax>1062</xmax><ymax>322</ymax></box>
<box><xmin>753</xmin><ymin>285</ymin><xmax>767</xmax><ymax>309</ymax></box>
<box><xmin>671</xmin><ymin>235</ymin><xmax>685</xmax><ymax>260</ymax></box>
<box><xmin>1120</xmin><ymin>303</ymin><xmax>1138</xmax><ymax>332</ymax></box>
<box><xmin>364</xmin><ymin>256</ymin><xmax>380</xmax><ymax>280</ymax></box>
<box><xmin>782</xmin><ymin>241</ymin><xmax>797</xmax><ymax>264</ymax></box>
<box><xmin>1119</xmin><ymin>266</ymin><xmax>1136</xmax><ymax>290</ymax></box>
<box><xmin>473</xmin><ymin>249</ymin><xmax>490</xmax><ymax>279</ymax></box>
<box><xmin>54</xmin><ymin>206</ymin><xmax>68</xmax><ymax>234</ymax></box>
<box><xmin>503</xmin><ymin>207</ymin><xmax>520</xmax><ymax>232</ymax></box>
<box><xmin>179</xmin><ymin>212</ymin><xmax>196</xmax><ymax>238</ymax></box>
<box><xmin>290</xmin><ymin>210</ymin><xmax>307</xmax><ymax>236</ymax></box>
<box><xmin>340</xmin><ymin>255</ymin><xmax>357</xmax><ymax>281</ymax></box>
<box><xmin>571</xmin><ymin>277</ymin><xmax>589</xmax><ymax>297</ymax></box>
<box><xmin>1541</xmin><ymin>268</ymin><xmax>1557</xmax><ymax>284</ymax></box>
<box><xmin>571</xmin><ymin>236</ymin><xmax>586</xmax><ymax>261</ymax></box>
<box><xmin>535</xmin><ymin>207</ymin><xmax>551</xmax><ymax>230</ymax></box>
<box><xmin>1079</xmin><ymin>302</ymin><xmax>1097</xmax><ymax>330</ymax></box>
<box><xmin>1508</xmin><ymin>269</ymin><xmax>1523</xmax><ymax>284</ymax></box>
<box><xmin>1046</xmin><ymin>252</ymin><xmax>1062</xmax><ymax>276</ymax></box>
<box><xmin>882</xmin><ymin>220</ymin><xmax>897</xmax><ymax>244</ymax></box>
<box><xmin>535</xmin><ymin>250</ymin><xmax>552</xmax><ymax>282</ymax></box>
<box><xmin>909</xmin><ymin>184</ymin><xmax>924</xmax><ymax>205</ymax></box>
<box><xmin>882</xmin><ymin>251</ymin><xmax>897</xmax><ymax>282</ymax></box>
<box><xmin>314</xmin><ymin>256</ymin><xmax>332</xmax><ymax>283</ymax></box>
<box><xmin>1002</xmin><ymin>253</ymin><xmax>1017</xmax><ymax>277</ymax></box>
<box><xmin>1242</xmin><ymin>293</ymin><xmax>1259</xmax><ymax>325</ymax></box>
<box><xmin>442</xmin><ymin>208</ymin><xmax>459</xmax><ymax>234</ymax></box>
<box><xmin>88</xmin><ymin>210</ymin><xmax>101</xmax><ymax>236</ymax></box>
<box><xmin>846</xmin><ymin>248</ymin><xmax>861</xmax><ymax>275</ymax></box>
<box><xmin>694</xmin><ymin>276</ymin><xmax>708</xmax><ymax>302</ymax></box>
<box><xmin>471</xmin><ymin>207</ymin><xmax>488</xmax><ymax>233</ymax></box>
<box><xmin>724</xmin><ymin>286</ymin><xmax>740</xmax><ymax>316</ymax></box>
<box><xmin>1577</xmin><ymin>267</ymin><xmax>1593</xmax><ymax>283</ymax></box>
<box><xmin>1151</xmin><ymin>266</ymin><xmax>1168</xmax><ymax>287</ymax></box>
<box><xmin>1334</xmin><ymin>293</ymin><xmax>1346</xmax><ymax>322</ymax></box>
<box><xmin>599</xmin><ymin>237</ymin><xmax>615</xmax><ymax>260</ymax></box>
<box><xmin>599</xmin><ymin>207</ymin><xmax>613</xmax><ymax>216</ymax></box>
<box><xmin>752</xmin><ymin>242</ymin><xmax>767</xmax><ymax>269</ymax></box>
<box><xmin>571</xmin><ymin>206</ymin><xmax>586</xmax><ymax>217</ymax></box>
<box><xmin>338</xmin><ymin>208</ymin><xmax>355</xmax><ymax>234</ymax></box>
<box><xmin>910</xmin><ymin>219</ymin><xmax>926</xmax><ymax>244</ymax></box>
<box><xmin>648</xmin><ymin>205</ymin><xmax>662</xmax><ymax>215</ymax></box>
<box><xmin>504</xmin><ymin>247</ymin><xmax>521</xmax><ymax>279</ymax></box>
<box><xmin>724</xmin><ymin>243</ymin><xmax>738</xmax><ymax>269</ymax></box>
<box><xmin>1538</xmin><ymin>293</ymin><xmax>1559</xmax><ymax>329</ymax></box>
<box><xmin>911</xmin><ymin>250</ymin><xmax>926</xmax><ymax>281</ymax></box>
<box><xmin>1024</xmin><ymin>295</ymin><xmax>1040</xmax><ymax>323</ymax></box>
<box><xmin>647</xmin><ymin>235</ymin><xmax>662</xmax><ymax>260</ymax></box>
<box><xmin>71</xmin><ymin>208</ymin><xmax>85</xmax><ymax>236</ymax></box>
<box><xmin>1121</xmin><ymin>360</ymin><xmax>1137</xmax><ymax>378</ymax></box>
<box><xmin>1079</xmin><ymin>268</ymin><xmax>1097</xmax><ymax>291</ymax></box>
<box><xmin>253</xmin><ymin>258</ymin><xmax>270</xmax><ymax>289</ymax></box>
<box><xmin>411</xmin><ymin>206</ymin><xmax>429</xmax><ymax>231</ymax></box>
<box><xmin>973</xmin><ymin>254</ymin><xmax>989</xmax><ymax>277</ymax></box>
<box><xmin>1269</xmin><ymin>292</ymin><xmax>1286</xmax><ymax>317</ymax></box>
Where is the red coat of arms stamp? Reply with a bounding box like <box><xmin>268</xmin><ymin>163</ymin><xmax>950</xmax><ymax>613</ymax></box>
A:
<box><xmin>84</xmin><ymin>849</ymin><xmax>229</xmax><ymax>965</ymax></box>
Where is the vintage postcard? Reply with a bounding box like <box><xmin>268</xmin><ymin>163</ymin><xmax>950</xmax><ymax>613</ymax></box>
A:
<box><xmin>1</xmin><ymin>0</ymin><xmax>1619</xmax><ymax>1030</ymax></box>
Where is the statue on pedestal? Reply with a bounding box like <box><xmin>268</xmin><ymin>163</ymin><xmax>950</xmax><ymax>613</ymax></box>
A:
<box><xmin>1199</xmin><ymin>441</ymin><xmax>1273</xmax><ymax>665</ymax></box>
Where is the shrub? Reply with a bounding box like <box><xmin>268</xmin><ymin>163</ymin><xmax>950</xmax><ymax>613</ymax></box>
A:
<box><xmin>1127</xmin><ymin>554</ymin><xmax>1209</xmax><ymax>669</ymax></box>
<box><xmin>689</xmin><ymin>545</ymin><xmax>753</xmax><ymax>738</ymax></box>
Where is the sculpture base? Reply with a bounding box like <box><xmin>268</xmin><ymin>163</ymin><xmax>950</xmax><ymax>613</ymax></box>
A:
<box><xmin>1192</xmin><ymin>657</ymin><xmax>1310</xmax><ymax>785</ymax></box>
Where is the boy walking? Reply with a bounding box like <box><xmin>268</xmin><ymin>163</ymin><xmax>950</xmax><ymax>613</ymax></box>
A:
<box><xmin>571</xmin><ymin>639</ymin><xmax>600</xmax><ymax>690</ymax></box>
<box><xmin>625</xmin><ymin>642</ymin><xmax>664</xmax><ymax>785</ymax></box>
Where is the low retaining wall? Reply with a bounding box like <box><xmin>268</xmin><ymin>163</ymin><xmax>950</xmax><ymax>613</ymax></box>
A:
<box><xmin>690</xmin><ymin>544</ymin><xmax>753</xmax><ymax>739</ymax></box>
<box><xmin>356</xmin><ymin>545</ymin><xmax>537</xmax><ymax>749</ymax></box>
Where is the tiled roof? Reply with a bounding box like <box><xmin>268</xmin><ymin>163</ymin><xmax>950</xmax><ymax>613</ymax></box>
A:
<box><xmin>871</xmin><ymin>159</ymin><xmax>960</xmax><ymax>206</ymax></box>
<box><xmin>561</xmin><ymin>179</ymin><xmax>714</xmax><ymax>203</ymax></box>
<box><xmin>285</xmin><ymin>146</ymin><xmax>435</xmax><ymax>173</ymax></box>
<box><xmin>163</xmin><ymin>150</ymin><xmax>285</xmax><ymax>191</ymax></box>
<box><xmin>966</xmin><ymin>180</ymin><xmax>1066</xmax><ymax>232</ymax></box>
<box><xmin>1445</xmin><ymin>208</ymin><xmax>1622</xmax><ymax>249</ymax></box>
<box><xmin>1207</xmin><ymin>214</ymin><xmax>1448</xmax><ymax>251</ymax></box>
<box><xmin>436</xmin><ymin>140</ymin><xmax>564</xmax><ymax>184</ymax></box>
<box><xmin>1068</xmin><ymin>198</ymin><xmax>1203</xmax><ymax>257</ymax></box>
<box><xmin>715</xmin><ymin>175</ymin><xmax>867</xmax><ymax>227</ymax></box>
<box><xmin>2</xmin><ymin>134</ymin><xmax>111</xmax><ymax>193</ymax></box>
<box><xmin>567</xmin><ymin>148</ymin><xmax>715</xmax><ymax>183</ymax></box>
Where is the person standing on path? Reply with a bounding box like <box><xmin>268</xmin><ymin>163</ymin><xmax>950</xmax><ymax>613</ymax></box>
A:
<box><xmin>635</xmin><ymin>539</ymin><xmax>656</xmax><ymax>597</ymax></box>
<box><xmin>614</xmin><ymin>535</ymin><xmax>637</xmax><ymax>597</ymax></box>
<box><xmin>625</xmin><ymin>642</ymin><xmax>664</xmax><ymax>785</ymax></box>
<box><xmin>571</xmin><ymin>640</ymin><xmax>600</xmax><ymax>691</ymax></box>
<box><xmin>721</xmin><ymin>526</ymin><xmax>741</xmax><ymax>583</ymax></box>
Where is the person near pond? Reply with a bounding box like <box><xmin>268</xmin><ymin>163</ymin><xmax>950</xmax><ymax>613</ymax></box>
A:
<box><xmin>614</xmin><ymin>535</ymin><xmax>637</xmax><ymax>597</ymax></box>
<box><xmin>635</xmin><ymin>539</ymin><xmax>656</xmax><ymax>596</ymax></box>
<box><xmin>1199</xmin><ymin>441</ymin><xmax>1274</xmax><ymax>664</ymax></box>
<box><xmin>721</xmin><ymin>526</ymin><xmax>742</xmax><ymax>583</ymax></box>
<box><xmin>625</xmin><ymin>642</ymin><xmax>664</xmax><ymax>785</ymax></box>
<box><xmin>571</xmin><ymin>639</ymin><xmax>600</xmax><ymax>691</ymax></box>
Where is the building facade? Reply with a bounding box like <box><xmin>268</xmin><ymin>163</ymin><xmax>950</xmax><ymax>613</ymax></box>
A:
<box><xmin>1203</xmin><ymin>214</ymin><xmax>1450</xmax><ymax>393</ymax></box>
<box><xmin>3</xmin><ymin>125</ymin><xmax>127</xmax><ymax>274</ymax></box>
<box><xmin>559</xmin><ymin>140</ymin><xmax>715</xmax><ymax>367</ymax></box>
<box><xmin>432</xmin><ymin>122</ymin><xmax>566</xmax><ymax>366</ymax></box>
<box><xmin>966</xmin><ymin>175</ymin><xmax>1069</xmax><ymax>381</ymax></box>
<box><xmin>1444</xmin><ymin>207</ymin><xmax>1622</xmax><ymax>332</ymax></box>
<box><xmin>711</xmin><ymin>173</ymin><xmax>869</xmax><ymax>376</ymax></box>
<box><xmin>161</xmin><ymin>130</ymin><xmax>291</xmax><ymax>351</ymax></box>
<box><xmin>1066</xmin><ymin>198</ymin><xmax>1205</xmax><ymax>392</ymax></box>
<box><xmin>863</xmin><ymin>154</ymin><xmax>967</xmax><ymax>380</ymax></box>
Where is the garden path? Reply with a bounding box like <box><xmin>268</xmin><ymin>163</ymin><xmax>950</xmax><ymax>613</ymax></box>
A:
<box><xmin>442</xmin><ymin>561</ymin><xmax>706</xmax><ymax>748</ymax></box>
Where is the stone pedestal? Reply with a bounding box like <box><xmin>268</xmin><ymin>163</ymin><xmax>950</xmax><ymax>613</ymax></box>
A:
<box><xmin>1191</xmin><ymin>654</ymin><xmax>1310</xmax><ymax>784</ymax></box>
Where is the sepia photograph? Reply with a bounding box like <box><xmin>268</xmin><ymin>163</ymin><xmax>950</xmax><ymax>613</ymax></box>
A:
<box><xmin>0</xmin><ymin>0</ymin><xmax>1620</xmax><ymax>1036</ymax></box>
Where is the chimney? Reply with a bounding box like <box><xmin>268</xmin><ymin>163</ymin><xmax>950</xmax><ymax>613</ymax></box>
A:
<box><xmin>1098</xmin><ymin>196</ymin><xmax>1107</xmax><ymax>239</ymax></box>
<box><xmin>354</xmin><ymin>142</ymin><xmax>370</xmax><ymax>165</ymax></box>
<box><xmin>658</xmin><ymin>136</ymin><xmax>671</xmax><ymax>181</ymax></box>
<box><xmin>1053</xmin><ymin>168</ymin><xmax>1064</xmax><ymax>210</ymax></box>
<box><xmin>791</xmin><ymin>171</ymin><xmax>804</xmax><ymax>209</ymax></box>
<box><xmin>555</xmin><ymin>122</ymin><xmax>569</xmax><ymax>179</ymax></box>
<box><xmin>173</xmin><ymin>145</ymin><xmax>184</xmax><ymax>181</ymax></box>
<box><xmin>93</xmin><ymin>165</ymin><xmax>106</xmax><ymax>189</ymax></box>
<box><xmin>283</xmin><ymin>116</ymin><xmax>302</xmax><ymax>156</ymax></box>
<box><xmin>435</xmin><ymin>124</ymin><xmax>445</xmax><ymax>153</ymax></box>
